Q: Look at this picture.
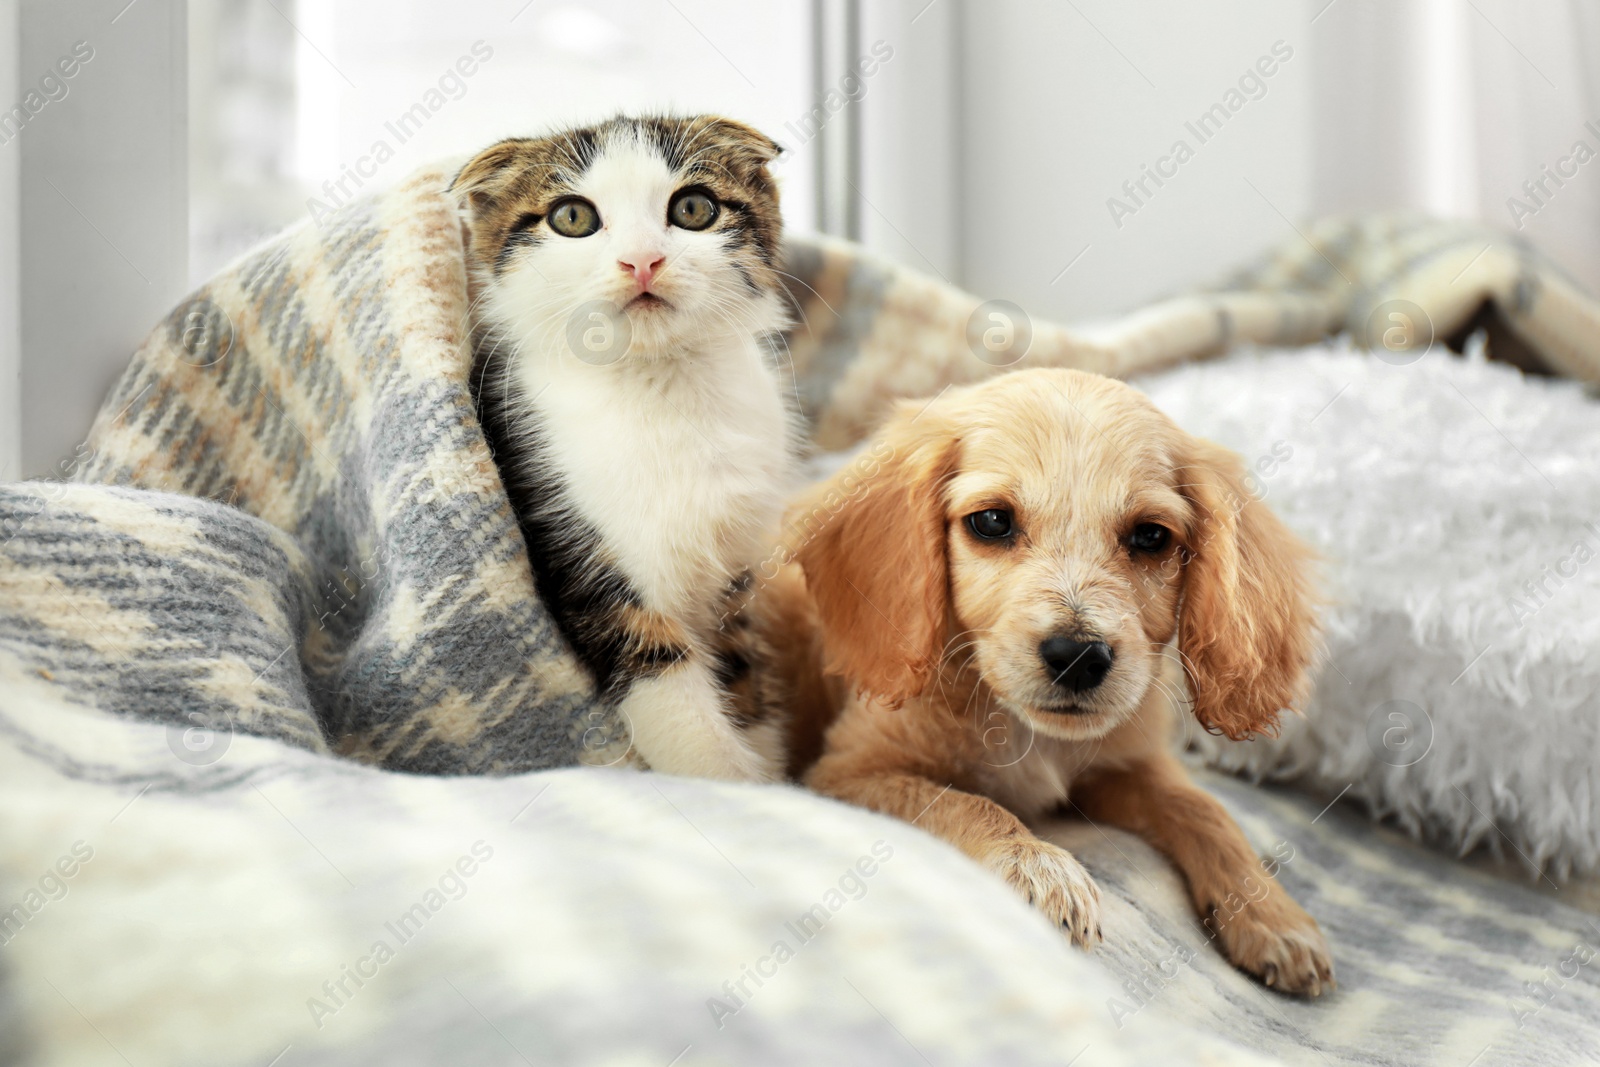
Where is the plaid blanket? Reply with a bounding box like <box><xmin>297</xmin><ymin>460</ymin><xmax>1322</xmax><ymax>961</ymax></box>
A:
<box><xmin>2</xmin><ymin>161</ymin><xmax>1598</xmax><ymax>775</ymax></box>
<box><xmin>4</xmin><ymin>677</ymin><xmax>1597</xmax><ymax>1066</ymax></box>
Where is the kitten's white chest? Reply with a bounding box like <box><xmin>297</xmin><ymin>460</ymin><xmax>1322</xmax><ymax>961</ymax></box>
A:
<box><xmin>522</xmin><ymin>345</ymin><xmax>789</xmax><ymax>620</ymax></box>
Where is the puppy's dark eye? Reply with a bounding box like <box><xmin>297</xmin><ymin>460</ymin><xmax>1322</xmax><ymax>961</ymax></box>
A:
<box><xmin>669</xmin><ymin>188</ymin><xmax>720</xmax><ymax>231</ymax></box>
<box><xmin>967</xmin><ymin>509</ymin><xmax>1014</xmax><ymax>540</ymax></box>
<box><xmin>1129</xmin><ymin>523</ymin><xmax>1171</xmax><ymax>554</ymax></box>
<box><xmin>548</xmin><ymin>197</ymin><xmax>601</xmax><ymax>237</ymax></box>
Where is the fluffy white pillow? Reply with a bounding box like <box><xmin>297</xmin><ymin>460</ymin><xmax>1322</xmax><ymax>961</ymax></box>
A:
<box><xmin>1141</xmin><ymin>341</ymin><xmax>1600</xmax><ymax>878</ymax></box>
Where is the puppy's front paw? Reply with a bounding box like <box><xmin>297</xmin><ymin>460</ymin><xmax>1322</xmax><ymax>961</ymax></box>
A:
<box><xmin>1208</xmin><ymin>894</ymin><xmax>1334</xmax><ymax>997</ymax></box>
<box><xmin>984</xmin><ymin>838</ymin><xmax>1102</xmax><ymax>947</ymax></box>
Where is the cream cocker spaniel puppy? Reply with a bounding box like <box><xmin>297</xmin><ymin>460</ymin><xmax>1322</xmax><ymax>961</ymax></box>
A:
<box><xmin>779</xmin><ymin>368</ymin><xmax>1333</xmax><ymax>996</ymax></box>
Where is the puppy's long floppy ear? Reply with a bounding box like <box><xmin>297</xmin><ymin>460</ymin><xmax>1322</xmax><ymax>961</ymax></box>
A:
<box><xmin>790</xmin><ymin>408</ymin><xmax>957</xmax><ymax>706</ymax></box>
<box><xmin>1176</xmin><ymin>435</ymin><xmax>1318</xmax><ymax>740</ymax></box>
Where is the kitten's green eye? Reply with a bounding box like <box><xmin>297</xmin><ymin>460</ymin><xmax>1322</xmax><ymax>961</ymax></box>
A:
<box><xmin>669</xmin><ymin>188</ymin><xmax>720</xmax><ymax>231</ymax></box>
<box><xmin>548</xmin><ymin>197</ymin><xmax>600</xmax><ymax>238</ymax></box>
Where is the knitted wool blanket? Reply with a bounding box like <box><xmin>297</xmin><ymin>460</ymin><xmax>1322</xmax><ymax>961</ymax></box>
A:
<box><xmin>2</xmin><ymin>160</ymin><xmax>1596</xmax><ymax>774</ymax></box>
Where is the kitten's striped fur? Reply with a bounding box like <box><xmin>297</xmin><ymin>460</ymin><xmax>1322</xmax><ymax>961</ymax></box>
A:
<box><xmin>453</xmin><ymin>116</ymin><xmax>793</xmax><ymax>780</ymax></box>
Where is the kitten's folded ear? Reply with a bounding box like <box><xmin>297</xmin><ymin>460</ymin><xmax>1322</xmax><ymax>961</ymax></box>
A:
<box><xmin>697</xmin><ymin>117</ymin><xmax>782</xmax><ymax>167</ymax></box>
<box><xmin>450</xmin><ymin>138</ymin><xmax>530</xmax><ymax>211</ymax></box>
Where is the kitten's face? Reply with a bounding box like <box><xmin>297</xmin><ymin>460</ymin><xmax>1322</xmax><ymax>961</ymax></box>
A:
<box><xmin>454</xmin><ymin>116</ymin><xmax>787</xmax><ymax>360</ymax></box>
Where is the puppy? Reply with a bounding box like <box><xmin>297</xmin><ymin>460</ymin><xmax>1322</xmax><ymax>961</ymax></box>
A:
<box><xmin>783</xmin><ymin>368</ymin><xmax>1334</xmax><ymax>995</ymax></box>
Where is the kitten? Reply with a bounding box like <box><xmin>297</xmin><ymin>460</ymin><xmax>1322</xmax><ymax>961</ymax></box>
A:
<box><xmin>452</xmin><ymin>115</ymin><xmax>794</xmax><ymax>781</ymax></box>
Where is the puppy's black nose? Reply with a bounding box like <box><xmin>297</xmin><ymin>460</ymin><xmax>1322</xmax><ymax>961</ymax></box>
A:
<box><xmin>1039</xmin><ymin>637</ymin><xmax>1114</xmax><ymax>692</ymax></box>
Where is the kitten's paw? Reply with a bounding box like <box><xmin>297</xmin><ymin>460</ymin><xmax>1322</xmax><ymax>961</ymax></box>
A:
<box><xmin>701</xmin><ymin>739</ymin><xmax>780</xmax><ymax>784</ymax></box>
<box><xmin>650</xmin><ymin>729</ymin><xmax>778</xmax><ymax>783</ymax></box>
<box><xmin>1208</xmin><ymin>894</ymin><xmax>1334</xmax><ymax>997</ymax></box>
<box><xmin>984</xmin><ymin>837</ymin><xmax>1102</xmax><ymax>947</ymax></box>
<box><xmin>619</xmin><ymin>671</ymin><xmax>780</xmax><ymax>784</ymax></box>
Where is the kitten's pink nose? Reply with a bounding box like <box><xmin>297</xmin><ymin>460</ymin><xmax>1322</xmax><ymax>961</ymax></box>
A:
<box><xmin>619</xmin><ymin>252</ymin><xmax>666</xmax><ymax>288</ymax></box>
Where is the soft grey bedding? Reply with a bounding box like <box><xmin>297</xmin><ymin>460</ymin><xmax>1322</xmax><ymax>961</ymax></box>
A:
<box><xmin>4</xmin><ymin>679</ymin><xmax>1597</xmax><ymax>1066</ymax></box>
<box><xmin>1060</xmin><ymin>774</ymin><xmax>1600</xmax><ymax>1066</ymax></box>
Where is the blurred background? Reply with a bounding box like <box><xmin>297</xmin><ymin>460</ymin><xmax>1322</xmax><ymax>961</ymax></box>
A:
<box><xmin>2</xmin><ymin>0</ymin><xmax>1597</xmax><ymax>478</ymax></box>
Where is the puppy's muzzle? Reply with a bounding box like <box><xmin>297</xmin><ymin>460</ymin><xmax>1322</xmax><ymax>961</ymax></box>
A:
<box><xmin>1039</xmin><ymin>636</ymin><xmax>1114</xmax><ymax>693</ymax></box>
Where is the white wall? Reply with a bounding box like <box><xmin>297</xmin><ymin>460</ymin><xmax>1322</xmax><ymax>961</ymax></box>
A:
<box><xmin>852</xmin><ymin>0</ymin><xmax>1600</xmax><ymax>322</ymax></box>
<box><xmin>1312</xmin><ymin>0</ymin><xmax>1600</xmax><ymax>295</ymax></box>
<box><xmin>952</xmin><ymin>0</ymin><xmax>1312</xmax><ymax>322</ymax></box>
<box><xmin>19</xmin><ymin>0</ymin><xmax>188</xmax><ymax>478</ymax></box>
<box><xmin>857</xmin><ymin>0</ymin><xmax>966</xmax><ymax>282</ymax></box>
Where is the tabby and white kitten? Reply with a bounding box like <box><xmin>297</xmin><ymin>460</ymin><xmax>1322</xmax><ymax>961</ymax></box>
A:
<box><xmin>452</xmin><ymin>116</ymin><xmax>794</xmax><ymax>781</ymax></box>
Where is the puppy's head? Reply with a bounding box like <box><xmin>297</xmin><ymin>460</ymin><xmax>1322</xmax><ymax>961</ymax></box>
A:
<box><xmin>793</xmin><ymin>369</ymin><xmax>1316</xmax><ymax>741</ymax></box>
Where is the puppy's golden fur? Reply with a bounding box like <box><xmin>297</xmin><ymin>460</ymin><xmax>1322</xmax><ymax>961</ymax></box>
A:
<box><xmin>776</xmin><ymin>368</ymin><xmax>1334</xmax><ymax>996</ymax></box>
